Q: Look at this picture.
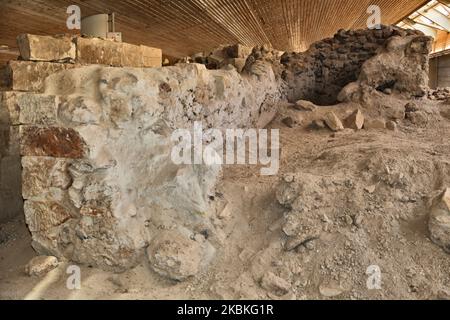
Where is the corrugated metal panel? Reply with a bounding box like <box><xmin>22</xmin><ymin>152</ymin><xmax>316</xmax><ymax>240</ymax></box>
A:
<box><xmin>0</xmin><ymin>0</ymin><xmax>430</xmax><ymax>60</ymax></box>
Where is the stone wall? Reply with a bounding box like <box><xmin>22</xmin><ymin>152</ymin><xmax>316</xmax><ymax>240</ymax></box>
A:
<box><xmin>281</xmin><ymin>26</ymin><xmax>430</xmax><ymax>105</ymax></box>
<box><xmin>0</xmin><ymin>34</ymin><xmax>162</xmax><ymax>223</ymax></box>
<box><xmin>17</xmin><ymin>61</ymin><xmax>280</xmax><ymax>271</ymax></box>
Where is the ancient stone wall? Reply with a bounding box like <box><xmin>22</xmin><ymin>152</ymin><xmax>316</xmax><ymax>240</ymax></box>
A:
<box><xmin>0</xmin><ymin>34</ymin><xmax>162</xmax><ymax>223</ymax></box>
<box><xmin>281</xmin><ymin>26</ymin><xmax>430</xmax><ymax>105</ymax></box>
<box><xmin>16</xmin><ymin>60</ymin><xmax>280</xmax><ymax>271</ymax></box>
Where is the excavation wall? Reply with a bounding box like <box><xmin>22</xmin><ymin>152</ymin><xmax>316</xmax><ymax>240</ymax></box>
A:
<box><xmin>14</xmin><ymin>61</ymin><xmax>280</xmax><ymax>271</ymax></box>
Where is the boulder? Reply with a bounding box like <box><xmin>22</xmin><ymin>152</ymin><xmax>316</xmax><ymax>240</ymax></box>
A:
<box><xmin>25</xmin><ymin>255</ymin><xmax>59</xmax><ymax>276</ymax></box>
<box><xmin>429</xmin><ymin>188</ymin><xmax>450</xmax><ymax>253</ymax></box>
<box><xmin>344</xmin><ymin>109</ymin><xmax>364</xmax><ymax>130</ymax></box>
<box><xmin>323</xmin><ymin>112</ymin><xmax>344</xmax><ymax>131</ymax></box>
<box><xmin>260</xmin><ymin>272</ymin><xmax>291</xmax><ymax>296</ymax></box>
<box><xmin>386</xmin><ymin>120</ymin><xmax>398</xmax><ymax>131</ymax></box>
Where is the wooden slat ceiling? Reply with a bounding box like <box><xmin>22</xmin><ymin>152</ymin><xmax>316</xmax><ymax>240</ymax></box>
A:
<box><xmin>0</xmin><ymin>0</ymin><xmax>429</xmax><ymax>65</ymax></box>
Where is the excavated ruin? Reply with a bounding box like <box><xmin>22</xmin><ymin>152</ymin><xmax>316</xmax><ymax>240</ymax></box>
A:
<box><xmin>1</xmin><ymin>25</ymin><xmax>450</xmax><ymax>298</ymax></box>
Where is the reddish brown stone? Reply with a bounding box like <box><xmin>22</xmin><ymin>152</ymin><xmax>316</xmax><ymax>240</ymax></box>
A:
<box><xmin>20</xmin><ymin>126</ymin><xmax>87</xmax><ymax>158</ymax></box>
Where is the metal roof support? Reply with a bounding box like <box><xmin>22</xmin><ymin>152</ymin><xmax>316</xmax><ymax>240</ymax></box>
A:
<box><xmin>419</xmin><ymin>7</ymin><xmax>450</xmax><ymax>31</ymax></box>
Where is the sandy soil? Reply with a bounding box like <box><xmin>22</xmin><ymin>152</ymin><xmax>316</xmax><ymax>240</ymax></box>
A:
<box><xmin>1</xmin><ymin>97</ymin><xmax>450</xmax><ymax>300</ymax></box>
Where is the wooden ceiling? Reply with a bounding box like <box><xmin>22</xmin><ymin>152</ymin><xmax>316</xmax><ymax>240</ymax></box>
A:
<box><xmin>0</xmin><ymin>0</ymin><xmax>429</xmax><ymax>65</ymax></box>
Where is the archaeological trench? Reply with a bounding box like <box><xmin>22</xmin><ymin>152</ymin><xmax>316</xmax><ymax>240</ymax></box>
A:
<box><xmin>1</xmin><ymin>25</ymin><xmax>450</xmax><ymax>299</ymax></box>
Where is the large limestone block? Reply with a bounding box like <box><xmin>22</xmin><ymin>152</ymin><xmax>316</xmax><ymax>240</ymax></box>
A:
<box><xmin>140</xmin><ymin>45</ymin><xmax>162</xmax><ymax>68</ymax></box>
<box><xmin>76</xmin><ymin>37</ymin><xmax>122</xmax><ymax>66</ymax></box>
<box><xmin>226</xmin><ymin>44</ymin><xmax>252</xmax><ymax>59</ymax></box>
<box><xmin>18</xmin><ymin>94</ymin><xmax>58</xmax><ymax>125</ymax></box>
<box><xmin>0</xmin><ymin>92</ymin><xmax>56</xmax><ymax>125</ymax></box>
<box><xmin>6</xmin><ymin>61</ymin><xmax>76</xmax><ymax>92</ymax></box>
<box><xmin>429</xmin><ymin>188</ymin><xmax>450</xmax><ymax>253</ymax></box>
<box><xmin>17</xmin><ymin>34</ymin><xmax>76</xmax><ymax>62</ymax></box>
<box><xmin>22</xmin><ymin>157</ymin><xmax>72</xmax><ymax>201</ymax></box>
<box><xmin>121</xmin><ymin>42</ymin><xmax>144</xmax><ymax>67</ymax></box>
<box><xmin>76</xmin><ymin>37</ymin><xmax>162</xmax><ymax>67</ymax></box>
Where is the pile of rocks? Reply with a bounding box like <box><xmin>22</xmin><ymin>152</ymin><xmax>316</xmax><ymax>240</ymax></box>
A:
<box><xmin>428</xmin><ymin>88</ymin><xmax>450</xmax><ymax>101</ymax></box>
<box><xmin>177</xmin><ymin>43</ymin><xmax>284</xmax><ymax>76</ymax></box>
<box><xmin>177</xmin><ymin>44</ymin><xmax>253</xmax><ymax>72</ymax></box>
<box><xmin>281</xmin><ymin>26</ymin><xmax>429</xmax><ymax>105</ymax></box>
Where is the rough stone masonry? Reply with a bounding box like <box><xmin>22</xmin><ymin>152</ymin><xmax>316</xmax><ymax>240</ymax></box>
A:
<box><xmin>0</xmin><ymin>26</ymin><xmax>434</xmax><ymax>277</ymax></box>
<box><xmin>0</xmin><ymin>34</ymin><xmax>162</xmax><ymax>223</ymax></box>
<box><xmin>12</xmin><ymin>37</ymin><xmax>280</xmax><ymax>271</ymax></box>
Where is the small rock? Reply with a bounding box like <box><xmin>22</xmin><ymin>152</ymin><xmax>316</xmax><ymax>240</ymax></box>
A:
<box><xmin>323</xmin><ymin>112</ymin><xmax>344</xmax><ymax>132</ymax></box>
<box><xmin>386</xmin><ymin>120</ymin><xmax>397</xmax><ymax>131</ymax></box>
<box><xmin>25</xmin><ymin>256</ymin><xmax>59</xmax><ymax>277</ymax></box>
<box><xmin>217</xmin><ymin>203</ymin><xmax>232</xmax><ymax>220</ymax></box>
<box><xmin>364</xmin><ymin>184</ymin><xmax>377</xmax><ymax>194</ymax></box>
<box><xmin>364</xmin><ymin>118</ymin><xmax>386</xmax><ymax>130</ymax></box>
<box><xmin>405</xmin><ymin>102</ymin><xmax>419</xmax><ymax>113</ymax></box>
<box><xmin>147</xmin><ymin>230</ymin><xmax>206</xmax><ymax>281</ymax></box>
<box><xmin>344</xmin><ymin>109</ymin><xmax>365</xmax><ymax>130</ymax></box>
<box><xmin>407</xmin><ymin>111</ymin><xmax>428</xmax><ymax>126</ymax></box>
<box><xmin>353</xmin><ymin>214</ymin><xmax>363</xmax><ymax>227</ymax></box>
<box><xmin>282</xmin><ymin>117</ymin><xmax>295</xmax><ymax>128</ymax></box>
<box><xmin>311</xmin><ymin>119</ymin><xmax>326</xmax><ymax>129</ymax></box>
<box><xmin>319</xmin><ymin>283</ymin><xmax>344</xmax><ymax>297</ymax></box>
<box><xmin>260</xmin><ymin>272</ymin><xmax>291</xmax><ymax>296</ymax></box>
<box><xmin>429</xmin><ymin>188</ymin><xmax>450</xmax><ymax>253</ymax></box>
<box><xmin>294</xmin><ymin>100</ymin><xmax>317</xmax><ymax>112</ymax></box>
<box><xmin>384</xmin><ymin>88</ymin><xmax>392</xmax><ymax>95</ymax></box>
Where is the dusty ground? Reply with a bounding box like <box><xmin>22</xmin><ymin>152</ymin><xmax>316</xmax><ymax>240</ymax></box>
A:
<box><xmin>1</xmin><ymin>96</ymin><xmax>450</xmax><ymax>300</ymax></box>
